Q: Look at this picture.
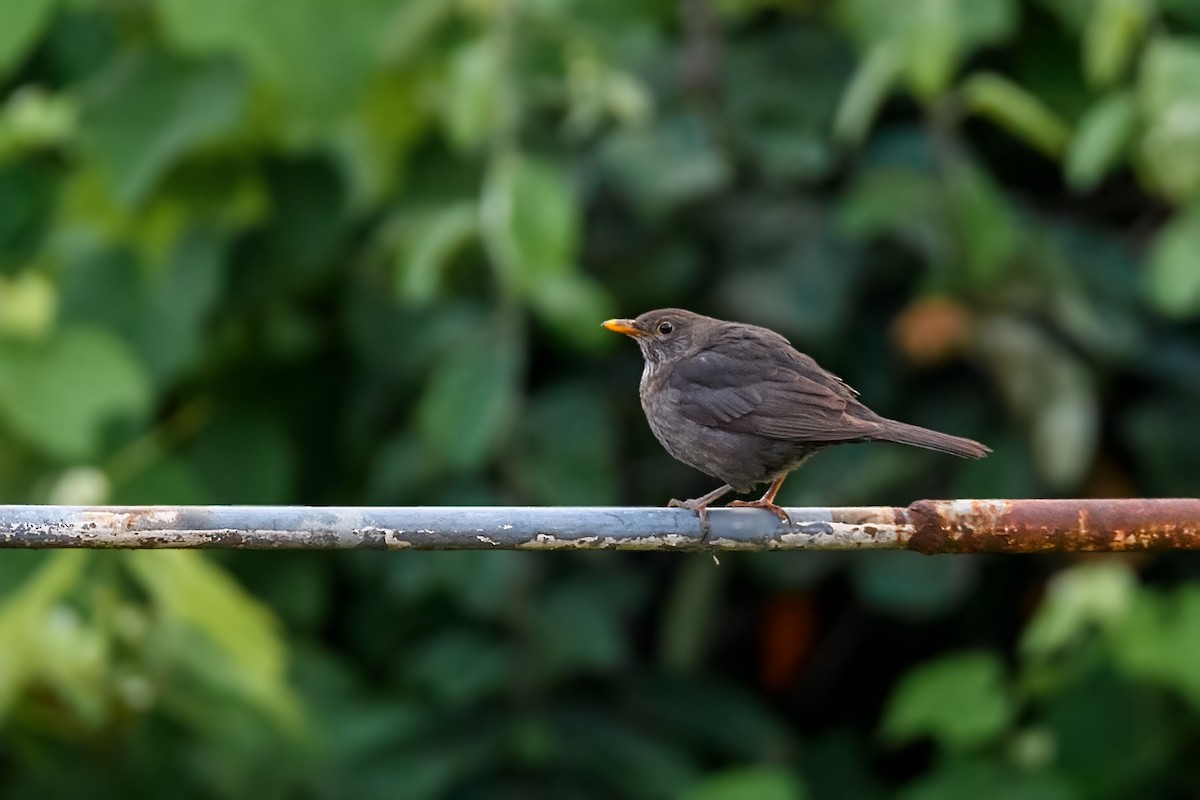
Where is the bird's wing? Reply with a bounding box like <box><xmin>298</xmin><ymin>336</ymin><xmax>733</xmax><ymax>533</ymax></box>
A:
<box><xmin>669</xmin><ymin>326</ymin><xmax>882</xmax><ymax>442</ymax></box>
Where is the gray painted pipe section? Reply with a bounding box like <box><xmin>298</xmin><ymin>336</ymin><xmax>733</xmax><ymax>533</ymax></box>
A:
<box><xmin>0</xmin><ymin>505</ymin><xmax>906</xmax><ymax>551</ymax></box>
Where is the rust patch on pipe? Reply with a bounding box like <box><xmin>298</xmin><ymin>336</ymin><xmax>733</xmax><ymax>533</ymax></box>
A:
<box><xmin>906</xmin><ymin>498</ymin><xmax>1200</xmax><ymax>554</ymax></box>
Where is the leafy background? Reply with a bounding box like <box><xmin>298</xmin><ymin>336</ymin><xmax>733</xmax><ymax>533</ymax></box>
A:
<box><xmin>1</xmin><ymin>0</ymin><xmax>1200</xmax><ymax>797</ymax></box>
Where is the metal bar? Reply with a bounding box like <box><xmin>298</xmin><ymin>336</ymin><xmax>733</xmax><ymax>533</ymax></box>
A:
<box><xmin>0</xmin><ymin>499</ymin><xmax>1197</xmax><ymax>552</ymax></box>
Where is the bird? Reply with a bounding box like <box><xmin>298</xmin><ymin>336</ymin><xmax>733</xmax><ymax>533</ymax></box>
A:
<box><xmin>603</xmin><ymin>309</ymin><xmax>989</xmax><ymax>525</ymax></box>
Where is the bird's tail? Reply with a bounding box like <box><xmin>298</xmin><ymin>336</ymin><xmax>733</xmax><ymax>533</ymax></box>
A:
<box><xmin>875</xmin><ymin>420</ymin><xmax>991</xmax><ymax>459</ymax></box>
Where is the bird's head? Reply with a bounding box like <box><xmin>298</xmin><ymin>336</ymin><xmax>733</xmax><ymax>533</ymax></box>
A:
<box><xmin>602</xmin><ymin>308</ymin><xmax>709</xmax><ymax>367</ymax></box>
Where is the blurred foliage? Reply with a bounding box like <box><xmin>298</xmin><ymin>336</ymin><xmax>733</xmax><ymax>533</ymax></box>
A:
<box><xmin>1</xmin><ymin>0</ymin><xmax>1200</xmax><ymax>797</ymax></box>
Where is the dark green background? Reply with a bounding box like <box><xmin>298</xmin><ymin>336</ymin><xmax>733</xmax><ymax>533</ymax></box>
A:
<box><xmin>2</xmin><ymin>0</ymin><xmax>1199</xmax><ymax>797</ymax></box>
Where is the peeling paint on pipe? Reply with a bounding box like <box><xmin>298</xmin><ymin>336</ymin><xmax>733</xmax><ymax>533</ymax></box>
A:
<box><xmin>0</xmin><ymin>500</ymin><xmax>1195</xmax><ymax>552</ymax></box>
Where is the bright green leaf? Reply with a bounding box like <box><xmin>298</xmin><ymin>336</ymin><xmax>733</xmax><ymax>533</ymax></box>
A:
<box><xmin>0</xmin><ymin>551</ymin><xmax>90</xmax><ymax>717</ymax></box>
<box><xmin>157</xmin><ymin>0</ymin><xmax>393</xmax><ymax>119</ymax></box>
<box><xmin>962</xmin><ymin>71</ymin><xmax>1070</xmax><ymax>156</ymax></box>
<box><xmin>442</xmin><ymin>39</ymin><xmax>502</xmax><ymax>150</ymax></box>
<box><xmin>882</xmin><ymin>652</ymin><xmax>1015</xmax><ymax>750</ymax></box>
<box><xmin>833</xmin><ymin>44</ymin><xmax>901</xmax><ymax>146</ymax></box>
<box><xmin>126</xmin><ymin>551</ymin><xmax>302</xmax><ymax>729</ymax></box>
<box><xmin>835</xmin><ymin>0</ymin><xmax>1017</xmax><ymax>99</ymax></box>
<box><xmin>682</xmin><ymin>767</ymin><xmax>807</xmax><ymax>800</ymax></box>
<box><xmin>0</xmin><ymin>0</ymin><xmax>55</xmax><ymax>78</ymax></box>
<box><xmin>1067</xmin><ymin>91</ymin><xmax>1136</xmax><ymax>190</ymax></box>
<box><xmin>0</xmin><ymin>327</ymin><xmax>150</xmax><ymax>460</ymax></box>
<box><xmin>0</xmin><ymin>270</ymin><xmax>56</xmax><ymax>340</ymax></box>
<box><xmin>1145</xmin><ymin>203</ymin><xmax>1200</xmax><ymax>318</ymax></box>
<box><xmin>1084</xmin><ymin>0</ymin><xmax>1152</xmax><ymax>87</ymax></box>
<box><xmin>1137</xmin><ymin>38</ymin><xmax>1200</xmax><ymax>201</ymax></box>
<box><xmin>1021</xmin><ymin>561</ymin><xmax>1137</xmax><ymax>657</ymax></box>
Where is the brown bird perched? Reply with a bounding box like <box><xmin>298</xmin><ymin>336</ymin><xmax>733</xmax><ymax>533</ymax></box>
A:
<box><xmin>603</xmin><ymin>309</ymin><xmax>989</xmax><ymax>525</ymax></box>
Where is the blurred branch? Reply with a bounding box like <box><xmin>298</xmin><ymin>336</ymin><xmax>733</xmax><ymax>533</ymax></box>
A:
<box><xmin>0</xmin><ymin>500</ymin><xmax>1197</xmax><ymax>553</ymax></box>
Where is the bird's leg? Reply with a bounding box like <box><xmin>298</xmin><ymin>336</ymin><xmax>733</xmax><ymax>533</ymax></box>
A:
<box><xmin>728</xmin><ymin>475</ymin><xmax>792</xmax><ymax>527</ymax></box>
<box><xmin>669</xmin><ymin>483</ymin><xmax>734</xmax><ymax>544</ymax></box>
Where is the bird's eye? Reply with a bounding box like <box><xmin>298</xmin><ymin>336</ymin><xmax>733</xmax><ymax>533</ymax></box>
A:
<box><xmin>657</xmin><ymin>321</ymin><xmax>674</xmax><ymax>335</ymax></box>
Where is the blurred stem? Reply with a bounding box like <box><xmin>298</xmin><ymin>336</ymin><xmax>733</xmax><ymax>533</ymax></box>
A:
<box><xmin>478</xmin><ymin>0</ymin><xmax>529</xmax><ymax>499</ymax></box>
<box><xmin>658</xmin><ymin>556</ymin><xmax>725</xmax><ymax>671</ymax></box>
<box><xmin>679</xmin><ymin>0</ymin><xmax>733</xmax><ymax>159</ymax></box>
<box><xmin>103</xmin><ymin>397</ymin><xmax>213</xmax><ymax>487</ymax></box>
<box><xmin>925</xmin><ymin>97</ymin><xmax>969</xmax><ymax>291</ymax></box>
<box><xmin>480</xmin><ymin>0</ymin><xmax>522</xmax><ymax>315</ymax></box>
<box><xmin>488</xmin><ymin>0</ymin><xmax>519</xmax><ymax>159</ymax></box>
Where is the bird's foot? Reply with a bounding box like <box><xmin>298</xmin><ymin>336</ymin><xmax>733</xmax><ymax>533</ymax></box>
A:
<box><xmin>727</xmin><ymin>499</ymin><xmax>793</xmax><ymax>528</ymax></box>
<box><xmin>669</xmin><ymin>497</ymin><xmax>713</xmax><ymax>544</ymax></box>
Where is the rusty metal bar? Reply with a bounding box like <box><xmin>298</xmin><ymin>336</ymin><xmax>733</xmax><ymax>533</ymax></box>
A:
<box><xmin>0</xmin><ymin>500</ymin><xmax>1196</xmax><ymax>552</ymax></box>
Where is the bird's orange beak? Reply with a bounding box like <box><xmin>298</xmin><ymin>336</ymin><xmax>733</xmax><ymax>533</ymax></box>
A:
<box><xmin>602</xmin><ymin>319</ymin><xmax>644</xmax><ymax>337</ymax></box>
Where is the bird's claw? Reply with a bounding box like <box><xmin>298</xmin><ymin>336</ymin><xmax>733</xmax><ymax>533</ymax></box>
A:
<box><xmin>727</xmin><ymin>499</ymin><xmax>793</xmax><ymax>528</ymax></box>
<box><xmin>669</xmin><ymin>497</ymin><xmax>713</xmax><ymax>544</ymax></box>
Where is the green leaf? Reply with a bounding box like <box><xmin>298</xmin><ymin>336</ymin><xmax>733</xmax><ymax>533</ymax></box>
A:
<box><xmin>944</xmin><ymin>160</ymin><xmax>1018</xmax><ymax>285</ymax></box>
<box><xmin>83</xmin><ymin>53</ymin><xmax>246</xmax><ymax>206</ymax></box>
<box><xmin>0</xmin><ymin>551</ymin><xmax>90</xmax><ymax>717</ymax></box>
<box><xmin>0</xmin><ymin>0</ymin><xmax>56</xmax><ymax>78</ymax></box>
<box><xmin>381</xmin><ymin>0</ymin><xmax>455</xmax><ymax>64</ymax></box>
<box><xmin>833</xmin><ymin>44</ymin><xmax>901</xmax><ymax>146</ymax></box>
<box><xmin>483</xmin><ymin>154</ymin><xmax>578</xmax><ymax>290</ymax></box>
<box><xmin>962</xmin><ymin>71</ymin><xmax>1070</xmax><ymax>156</ymax></box>
<box><xmin>534</xmin><ymin>582</ymin><xmax>628</xmax><ymax>680</ymax></box>
<box><xmin>836</xmin><ymin>166</ymin><xmax>948</xmax><ymax>264</ymax></box>
<box><xmin>1137</xmin><ymin>38</ymin><xmax>1200</xmax><ymax>201</ymax></box>
<box><xmin>415</xmin><ymin>325</ymin><xmax>520</xmax><ymax>469</ymax></box>
<box><xmin>835</xmin><ymin>0</ymin><xmax>1017</xmax><ymax>99</ymax></box>
<box><xmin>1021</xmin><ymin>561</ymin><xmax>1137</xmax><ymax>657</ymax></box>
<box><xmin>1145</xmin><ymin>204</ymin><xmax>1200</xmax><ymax>318</ymax></box>
<box><xmin>441</xmin><ymin>39</ymin><xmax>502</xmax><ymax>150</ymax></box>
<box><xmin>0</xmin><ymin>270</ymin><xmax>56</xmax><ymax>340</ymax></box>
<box><xmin>126</xmin><ymin>551</ymin><xmax>302</xmax><ymax>729</ymax></box>
<box><xmin>975</xmin><ymin>316</ymin><xmax>1099</xmax><ymax>488</ymax></box>
<box><xmin>851</xmin><ymin>553</ymin><xmax>975</xmax><ymax>619</ymax></box>
<box><xmin>601</xmin><ymin>114</ymin><xmax>732</xmax><ymax>216</ymax></box>
<box><xmin>1084</xmin><ymin>0</ymin><xmax>1152</xmax><ymax>87</ymax></box>
<box><xmin>682</xmin><ymin>768</ymin><xmax>807</xmax><ymax>800</ymax></box>
<box><xmin>526</xmin><ymin>273</ymin><xmax>614</xmax><ymax>351</ymax></box>
<box><xmin>185</xmin><ymin>408</ymin><xmax>295</xmax><ymax>504</ymax></box>
<box><xmin>404</xmin><ymin>629</ymin><xmax>512</xmax><ymax>708</ymax></box>
<box><xmin>1066</xmin><ymin>91</ymin><xmax>1136</xmax><ymax>190</ymax></box>
<box><xmin>1041</xmin><ymin>672</ymin><xmax>1171</xmax><ymax>798</ymax></box>
<box><xmin>157</xmin><ymin>0</ymin><xmax>393</xmax><ymax>119</ymax></box>
<box><xmin>0</xmin><ymin>327</ymin><xmax>150</xmax><ymax>460</ymax></box>
<box><xmin>58</xmin><ymin>231</ymin><xmax>229</xmax><ymax>385</ymax></box>
<box><xmin>1107</xmin><ymin>585</ymin><xmax>1200</xmax><ymax>709</ymax></box>
<box><xmin>882</xmin><ymin>652</ymin><xmax>1015</xmax><ymax>750</ymax></box>
<box><xmin>394</xmin><ymin>202</ymin><xmax>479</xmax><ymax>304</ymax></box>
<box><xmin>517</xmin><ymin>382</ymin><xmax>618</xmax><ymax>504</ymax></box>
<box><xmin>899</xmin><ymin>758</ymin><xmax>1076</xmax><ymax>800</ymax></box>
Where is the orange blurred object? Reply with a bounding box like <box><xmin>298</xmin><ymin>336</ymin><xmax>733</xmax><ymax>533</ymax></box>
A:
<box><xmin>759</xmin><ymin>593</ymin><xmax>817</xmax><ymax>692</ymax></box>
<box><xmin>891</xmin><ymin>296</ymin><xmax>973</xmax><ymax>367</ymax></box>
